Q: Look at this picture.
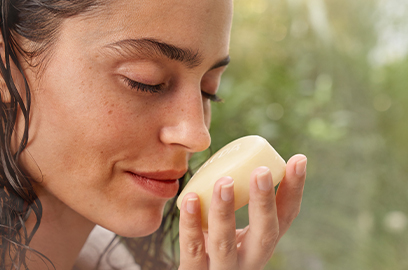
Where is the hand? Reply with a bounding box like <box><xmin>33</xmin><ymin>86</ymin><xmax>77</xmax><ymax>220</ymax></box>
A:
<box><xmin>178</xmin><ymin>154</ymin><xmax>307</xmax><ymax>270</ymax></box>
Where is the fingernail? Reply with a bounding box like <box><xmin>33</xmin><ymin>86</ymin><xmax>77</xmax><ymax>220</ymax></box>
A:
<box><xmin>295</xmin><ymin>157</ymin><xmax>307</xmax><ymax>176</ymax></box>
<box><xmin>257</xmin><ymin>168</ymin><xmax>272</xmax><ymax>191</ymax></box>
<box><xmin>221</xmin><ymin>181</ymin><xmax>234</xmax><ymax>201</ymax></box>
<box><xmin>186</xmin><ymin>198</ymin><xmax>198</xmax><ymax>214</ymax></box>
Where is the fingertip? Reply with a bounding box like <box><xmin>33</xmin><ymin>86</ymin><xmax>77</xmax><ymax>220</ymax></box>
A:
<box><xmin>256</xmin><ymin>168</ymin><xmax>273</xmax><ymax>192</ymax></box>
<box><xmin>180</xmin><ymin>193</ymin><xmax>203</xmax><ymax>232</ymax></box>
<box><xmin>212</xmin><ymin>176</ymin><xmax>235</xmax><ymax>204</ymax></box>
<box><xmin>287</xmin><ymin>154</ymin><xmax>307</xmax><ymax>177</ymax></box>
<box><xmin>182</xmin><ymin>192</ymin><xmax>200</xmax><ymax>214</ymax></box>
<box><xmin>295</xmin><ymin>157</ymin><xmax>307</xmax><ymax>177</ymax></box>
<box><xmin>183</xmin><ymin>192</ymin><xmax>199</xmax><ymax>202</ymax></box>
<box><xmin>186</xmin><ymin>197</ymin><xmax>199</xmax><ymax>214</ymax></box>
<box><xmin>214</xmin><ymin>176</ymin><xmax>234</xmax><ymax>189</ymax></box>
<box><xmin>249</xmin><ymin>166</ymin><xmax>270</xmax><ymax>179</ymax></box>
<box><xmin>287</xmin><ymin>154</ymin><xmax>307</xmax><ymax>164</ymax></box>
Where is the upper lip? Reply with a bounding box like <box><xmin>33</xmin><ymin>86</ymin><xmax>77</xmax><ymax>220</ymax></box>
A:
<box><xmin>128</xmin><ymin>169</ymin><xmax>188</xmax><ymax>181</ymax></box>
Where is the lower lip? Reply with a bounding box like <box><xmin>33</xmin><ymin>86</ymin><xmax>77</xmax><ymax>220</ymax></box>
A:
<box><xmin>128</xmin><ymin>172</ymin><xmax>180</xmax><ymax>198</ymax></box>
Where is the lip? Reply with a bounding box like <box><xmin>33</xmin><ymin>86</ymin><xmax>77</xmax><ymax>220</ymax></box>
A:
<box><xmin>130</xmin><ymin>169</ymin><xmax>188</xmax><ymax>181</ymax></box>
<box><xmin>127</xmin><ymin>169</ymin><xmax>187</xmax><ymax>198</ymax></box>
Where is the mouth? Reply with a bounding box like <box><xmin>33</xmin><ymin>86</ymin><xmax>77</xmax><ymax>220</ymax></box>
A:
<box><xmin>128</xmin><ymin>169</ymin><xmax>188</xmax><ymax>181</ymax></box>
<box><xmin>126</xmin><ymin>169</ymin><xmax>187</xmax><ymax>198</ymax></box>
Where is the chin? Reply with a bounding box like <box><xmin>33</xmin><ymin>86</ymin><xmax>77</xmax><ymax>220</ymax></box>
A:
<box><xmin>105</xmin><ymin>208</ymin><xmax>166</xmax><ymax>238</ymax></box>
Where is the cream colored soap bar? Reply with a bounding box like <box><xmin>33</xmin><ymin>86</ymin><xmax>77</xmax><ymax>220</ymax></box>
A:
<box><xmin>177</xmin><ymin>135</ymin><xmax>286</xmax><ymax>230</ymax></box>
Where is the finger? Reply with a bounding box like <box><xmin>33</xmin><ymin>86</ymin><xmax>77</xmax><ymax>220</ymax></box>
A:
<box><xmin>276</xmin><ymin>154</ymin><xmax>307</xmax><ymax>240</ymax></box>
<box><xmin>179</xmin><ymin>192</ymin><xmax>208</xmax><ymax>269</ymax></box>
<box><xmin>239</xmin><ymin>167</ymin><xmax>279</xmax><ymax>269</ymax></box>
<box><xmin>207</xmin><ymin>176</ymin><xmax>238</xmax><ymax>270</ymax></box>
<box><xmin>236</xmin><ymin>226</ymin><xmax>249</xmax><ymax>249</ymax></box>
<box><xmin>203</xmin><ymin>231</ymin><xmax>209</xmax><ymax>253</ymax></box>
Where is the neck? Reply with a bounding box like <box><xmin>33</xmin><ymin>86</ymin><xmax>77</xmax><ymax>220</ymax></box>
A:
<box><xmin>21</xmin><ymin>187</ymin><xmax>95</xmax><ymax>270</ymax></box>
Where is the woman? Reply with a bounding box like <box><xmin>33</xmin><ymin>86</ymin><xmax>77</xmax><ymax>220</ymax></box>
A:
<box><xmin>0</xmin><ymin>0</ymin><xmax>307</xmax><ymax>269</ymax></box>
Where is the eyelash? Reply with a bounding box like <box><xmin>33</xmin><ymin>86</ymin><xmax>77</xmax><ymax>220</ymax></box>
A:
<box><xmin>123</xmin><ymin>77</ymin><xmax>223</xmax><ymax>103</ymax></box>
<box><xmin>123</xmin><ymin>77</ymin><xmax>163</xmax><ymax>93</ymax></box>
<box><xmin>201</xmin><ymin>91</ymin><xmax>223</xmax><ymax>103</ymax></box>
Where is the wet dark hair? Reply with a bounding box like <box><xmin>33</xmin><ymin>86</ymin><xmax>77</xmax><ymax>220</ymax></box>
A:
<box><xmin>0</xmin><ymin>1</ymin><xmax>182</xmax><ymax>269</ymax></box>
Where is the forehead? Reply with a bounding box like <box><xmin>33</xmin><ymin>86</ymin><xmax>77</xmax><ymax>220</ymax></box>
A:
<box><xmin>76</xmin><ymin>0</ymin><xmax>233</xmax><ymax>58</ymax></box>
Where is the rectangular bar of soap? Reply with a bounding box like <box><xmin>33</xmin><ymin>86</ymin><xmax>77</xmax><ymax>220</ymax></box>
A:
<box><xmin>177</xmin><ymin>135</ymin><xmax>286</xmax><ymax>230</ymax></box>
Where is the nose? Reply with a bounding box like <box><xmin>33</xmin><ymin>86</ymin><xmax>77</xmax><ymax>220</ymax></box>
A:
<box><xmin>159</xmin><ymin>87</ymin><xmax>211</xmax><ymax>153</ymax></box>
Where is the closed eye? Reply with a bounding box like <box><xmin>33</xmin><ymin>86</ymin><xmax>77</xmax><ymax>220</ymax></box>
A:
<box><xmin>201</xmin><ymin>91</ymin><xmax>223</xmax><ymax>103</ymax></box>
<box><xmin>124</xmin><ymin>77</ymin><xmax>222</xmax><ymax>102</ymax></box>
<box><xmin>123</xmin><ymin>77</ymin><xmax>163</xmax><ymax>93</ymax></box>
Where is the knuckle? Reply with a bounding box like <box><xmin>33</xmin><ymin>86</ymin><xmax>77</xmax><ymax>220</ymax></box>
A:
<box><xmin>261</xmin><ymin>230</ymin><xmax>279</xmax><ymax>249</ymax></box>
<box><xmin>279</xmin><ymin>207</ymin><xmax>302</xmax><ymax>231</ymax></box>
<box><xmin>295</xmin><ymin>181</ymin><xmax>305</xmax><ymax>191</ymax></box>
<box><xmin>185</xmin><ymin>240</ymin><xmax>206</xmax><ymax>258</ymax></box>
<box><xmin>215</xmin><ymin>239</ymin><xmax>236</xmax><ymax>255</ymax></box>
<box><xmin>282</xmin><ymin>218</ymin><xmax>294</xmax><ymax>229</ymax></box>
<box><xmin>185</xmin><ymin>218</ymin><xmax>203</xmax><ymax>230</ymax></box>
<box><xmin>257</xmin><ymin>198</ymin><xmax>275</xmax><ymax>211</ymax></box>
<box><xmin>287</xmin><ymin>206</ymin><xmax>301</xmax><ymax>222</ymax></box>
<box><xmin>293</xmin><ymin>184</ymin><xmax>305</xmax><ymax>197</ymax></box>
<box><xmin>214</xmin><ymin>207</ymin><xmax>234</xmax><ymax>222</ymax></box>
<box><xmin>250</xmin><ymin>190</ymin><xmax>275</xmax><ymax>207</ymax></box>
<box><xmin>181</xmin><ymin>214</ymin><xmax>201</xmax><ymax>230</ymax></box>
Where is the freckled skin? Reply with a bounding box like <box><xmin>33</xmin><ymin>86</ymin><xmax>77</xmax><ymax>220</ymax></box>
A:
<box><xmin>4</xmin><ymin>2</ymin><xmax>307</xmax><ymax>269</ymax></box>
<box><xmin>12</xmin><ymin>0</ymin><xmax>232</xmax><ymax>239</ymax></box>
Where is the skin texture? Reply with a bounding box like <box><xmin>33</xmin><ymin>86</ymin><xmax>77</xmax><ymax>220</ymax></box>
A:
<box><xmin>3</xmin><ymin>0</ymin><xmax>307</xmax><ymax>269</ymax></box>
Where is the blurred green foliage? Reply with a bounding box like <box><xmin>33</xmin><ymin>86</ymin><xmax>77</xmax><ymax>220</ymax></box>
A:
<box><xmin>206</xmin><ymin>0</ymin><xmax>408</xmax><ymax>269</ymax></box>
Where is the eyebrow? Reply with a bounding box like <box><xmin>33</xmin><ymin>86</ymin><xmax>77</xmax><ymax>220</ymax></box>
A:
<box><xmin>105</xmin><ymin>38</ymin><xmax>230</xmax><ymax>70</ymax></box>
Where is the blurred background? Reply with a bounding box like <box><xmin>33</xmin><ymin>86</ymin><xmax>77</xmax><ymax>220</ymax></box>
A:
<box><xmin>198</xmin><ymin>0</ymin><xmax>408</xmax><ymax>269</ymax></box>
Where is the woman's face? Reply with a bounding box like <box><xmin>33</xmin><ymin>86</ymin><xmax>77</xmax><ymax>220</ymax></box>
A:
<box><xmin>16</xmin><ymin>0</ymin><xmax>232</xmax><ymax>237</ymax></box>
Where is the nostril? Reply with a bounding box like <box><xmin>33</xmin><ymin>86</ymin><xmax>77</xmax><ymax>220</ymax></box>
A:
<box><xmin>159</xmin><ymin>121</ymin><xmax>211</xmax><ymax>152</ymax></box>
<box><xmin>159</xmin><ymin>89</ymin><xmax>212</xmax><ymax>152</ymax></box>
